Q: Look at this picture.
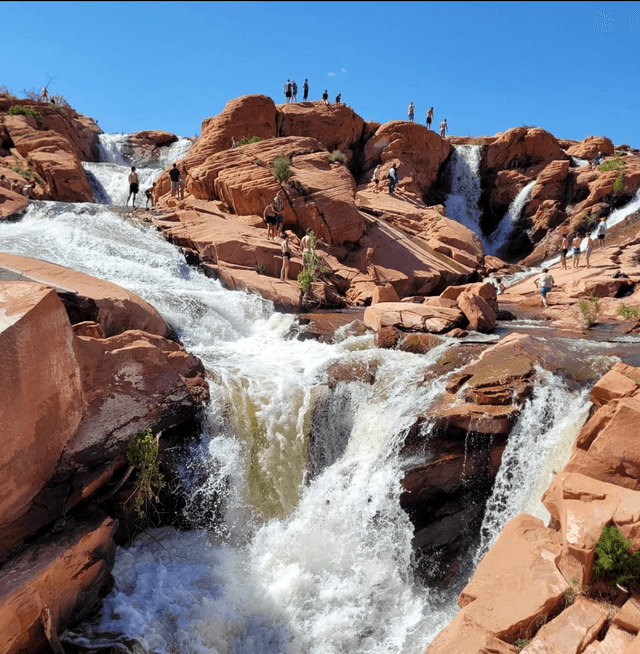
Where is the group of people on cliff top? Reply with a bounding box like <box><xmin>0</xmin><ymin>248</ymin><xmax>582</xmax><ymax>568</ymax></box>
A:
<box><xmin>408</xmin><ymin>102</ymin><xmax>447</xmax><ymax>136</ymax></box>
<box><xmin>283</xmin><ymin>79</ymin><xmax>343</xmax><ymax>106</ymax></box>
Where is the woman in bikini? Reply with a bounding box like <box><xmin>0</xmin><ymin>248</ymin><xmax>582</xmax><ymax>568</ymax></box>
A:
<box><xmin>560</xmin><ymin>235</ymin><xmax>569</xmax><ymax>270</ymax></box>
<box><xmin>280</xmin><ymin>232</ymin><xmax>292</xmax><ymax>280</ymax></box>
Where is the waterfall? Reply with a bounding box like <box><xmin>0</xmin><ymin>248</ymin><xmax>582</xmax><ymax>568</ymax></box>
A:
<box><xmin>485</xmin><ymin>180</ymin><xmax>536</xmax><ymax>257</ymax></box>
<box><xmin>0</xmin><ymin>180</ymin><xmax>596</xmax><ymax>652</ymax></box>
<box><xmin>445</xmin><ymin>146</ymin><xmax>489</xmax><ymax>251</ymax></box>
<box><xmin>571</xmin><ymin>156</ymin><xmax>589</xmax><ymax>168</ymax></box>
<box><xmin>83</xmin><ymin>133</ymin><xmax>193</xmax><ymax>206</ymax></box>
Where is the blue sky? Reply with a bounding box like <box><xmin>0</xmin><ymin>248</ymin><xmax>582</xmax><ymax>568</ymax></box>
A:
<box><xmin>3</xmin><ymin>1</ymin><xmax>639</xmax><ymax>147</ymax></box>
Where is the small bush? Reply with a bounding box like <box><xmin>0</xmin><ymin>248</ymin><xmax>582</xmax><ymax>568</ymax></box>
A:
<box><xmin>272</xmin><ymin>154</ymin><xmax>291</xmax><ymax>182</ymax></box>
<box><xmin>578</xmin><ymin>295</ymin><xmax>600</xmax><ymax>328</ymax></box>
<box><xmin>21</xmin><ymin>88</ymin><xmax>41</xmax><ymax>101</ymax></box>
<box><xmin>618</xmin><ymin>303</ymin><xmax>639</xmax><ymax>319</ymax></box>
<box><xmin>599</xmin><ymin>158</ymin><xmax>624</xmax><ymax>172</ymax></box>
<box><xmin>512</xmin><ymin>638</ymin><xmax>531</xmax><ymax>651</ymax></box>
<box><xmin>594</xmin><ymin>524</ymin><xmax>640</xmax><ymax>589</ymax></box>
<box><xmin>127</xmin><ymin>428</ymin><xmax>166</xmax><ymax>518</ymax></box>
<box><xmin>8</xmin><ymin>105</ymin><xmax>41</xmax><ymax>120</ymax></box>
<box><xmin>328</xmin><ymin>149</ymin><xmax>347</xmax><ymax>164</ymax></box>
<box><xmin>237</xmin><ymin>136</ymin><xmax>261</xmax><ymax>146</ymax></box>
<box><xmin>613</xmin><ymin>172</ymin><xmax>627</xmax><ymax>195</ymax></box>
<box><xmin>297</xmin><ymin>267</ymin><xmax>313</xmax><ymax>294</ymax></box>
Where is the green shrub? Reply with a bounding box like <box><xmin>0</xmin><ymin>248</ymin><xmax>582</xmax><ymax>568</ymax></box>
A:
<box><xmin>613</xmin><ymin>172</ymin><xmax>627</xmax><ymax>195</ymax></box>
<box><xmin>8</xmin><ymin>105</ymin><xmax>41</xmax><ymax>120</ymax></box>
<box><xmin>578</xmin><ymin>295</ymin><xmax>600</xmax><ymax>328</ymax></box>
<box><xmin>579</xmin><ymin>212</ymin><xmax>599</xmax><ymax>230</ymax></box>
<box><xmin>297</xmin><ymin>267</ymin><xmax>313</xmax><ymax>294</ymax></box>
<box><xmin>127</xmin><ymin>428</ymin><xmax>166</xmax><ymax>518</ymax></box>
<box><xmin>594</xmin><ymin>524</ymin><xmax>640</xmax><ymax>589</ymax></box>
<box><xmin>238</xmin><ymin>136</ymin><xmax>261</xmax><ymax>146</ymax></box>
<box><xmin>272</xmin><ymin>154</ymin><xmax>291</xmax><ymax>182</ymax></box>
<box><xmin>599</xmin><ymin>158</ymin><xmax>624</xmax><ymax>172</ymax></box>
<box><xmin>512</xmin><ymin>638</ymin><xmax>531</xmax><ymax>651</ymax></box>
<box><xmin>618</xmin><ymin>303</ymin><xmax>639</xmax><ymax>319</ymax></box>
<box><xmin>328</xmin><ymin>149</ymin><xmax>347</xmax><ymax>164</ymax></box>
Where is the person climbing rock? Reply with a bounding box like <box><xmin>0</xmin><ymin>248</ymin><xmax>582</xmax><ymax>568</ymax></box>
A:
<box><xmin>408</xmin><ymin>101</ymin><xmax>414</xmax><ymax>122</ymax></box>
<box><xmin>426</xmin><ymin>107</ymin><xmax>434</xmax><ymax>129</ymax></box>
<box><xmin>169</xmin><ymin>163</ymin><xmax>181</xmax><ymax>198</ymax></box>
<box><xmin>303</xmin><ymin>78</ymin><xmax>309</xmax><ymax>101</ymax></box>
<box><xmin>0</xmin><ymin>175</ymin><xmax>10</xmax><ymax>190</ymax></box>
<box><xmin>535</xmin><ymin>268</ymin><xmax>554</xmax><ymax>308</ymax></box>
<box><xmin>127</xmin><ymin>166</ymin><xmax>139</xmax><ymax>207</ymax></box>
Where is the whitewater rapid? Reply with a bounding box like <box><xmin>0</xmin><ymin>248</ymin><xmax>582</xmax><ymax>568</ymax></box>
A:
<box><xmin>0</xmin><ymin>136</ymin><xmax>600</xmax><ymax>653</ymax></box>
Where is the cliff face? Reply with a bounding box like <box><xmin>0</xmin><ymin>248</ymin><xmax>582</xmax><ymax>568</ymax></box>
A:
<box><xmin>0</xmin><ymin>96</ymin><xmax>101</xmax><ymax>207</ymax></box>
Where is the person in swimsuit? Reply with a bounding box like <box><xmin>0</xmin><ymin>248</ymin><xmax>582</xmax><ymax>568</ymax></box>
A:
<box><xmin>440</xmin><ymin>119</ymin><xmax>448</xmax><ymax>138</ymax></box>
<box><xmin>280</xmin><ymin>232</ymin><xmax>292</xmax><ymax>280</ymax></box>
<box><xmin>560</xmin><ymin>235</ymin><xmax>569</xmax><ymax>270</ymax></box>
<box><xmin>572</xmin><ymin>235</ymin><xmax>582</xmax><ymax>268</ymax></box>
<box><xmin>585</xmin><ymin>238</ymin><xmax>593</xmax><ymax>268</ymax></box>
<box><xmin>145</xmin><ymin>182</ymin><xmax>155</xmax><ymax>209</ymax></box>
<box><xmin>535</xmin><ymin>267</ymin><xmax>554</xmax><ymax>308</ymax></box>
<box><xmin>127</xmin><ymin>166</ymin><xmax>139</xmax><ymax>207</ymax></box>
<box><xmin>372</xmin><ymin>165</ymin><xmax>380</xmax><ymax>193</ymax></box>
<box><xmin>596</xmin><ymin>218</ymin><xmax>607</xmax><ymax>249</ymax></box>
<box><xmin>426</xmin><ymin>107</ymin><xmax>434</xmax><ymax>129</ymax></box>
<box><xmin>263</xmin><ymin>202</ymin><xmax>278</xmax><ymax>240</ymax></box>
<box><xmin>408</xmin><ymin>101</ymin><xmax>414</xmax><ymax>122</ymax></box>
<box><xmin>273</xmin><ymin>191</ymin><xmax>285</xmax><ymax>236</ymax></box>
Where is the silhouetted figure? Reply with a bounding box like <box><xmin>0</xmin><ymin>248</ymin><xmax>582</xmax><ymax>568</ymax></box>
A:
<box><xmin>335</xmin><ymin>93</ymin><xmax>341</xmax><ymax>104</ymax></box>
<box><xmin>322</xmin><ymin>90</ymin><xmax>329</xmax><ymax>104</ymax></box>
<box><xmin>303</xmin><ymin>79</ymin><xmax>309</xmax><ymax>101</ymax></box>
<box><xmin>169</xmin><ymin>163</ymin><xmax>181</xmax><ymax>198</ymax></box>
<box><xmin>292</xmin><ymin>80</ymin><xmax>298</xmax><ymax>102</ymax></box>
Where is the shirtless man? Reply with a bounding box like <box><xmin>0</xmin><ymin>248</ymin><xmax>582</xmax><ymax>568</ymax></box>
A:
<box><xmin>426</xmin><ymin>107</ymin><xmax>434</xmax><ymax>129</ymax></box>
<box><xmin>300</xmin><ymin>232</ymin><xmax>312</xmax><ymax>265</ymax></box>
<box><xmin>169</xmin><ymin>163</ymin><xmax>180</xmax><ymax>198</ymax></box>
<box><xmin>145</xmin><ymin>183</ymin><xmax>155</xmax><ymax>209</ymax></box>
<box><xmin>535</xmin><ymin>268</ymin><xmax>554</xmax><ymax>308</ymax></box>
<box><xmin>408</xmin><ymin>101</ymin><xmax>414</xmax><ymax>122</ymax></box>
<box><xmin>572</xmin><ymin>234</ymin><xmax>582</xmax><ymax>268</ymax></box>
<box><xmin>263</xmin><ymin>202</ymin><xmax>278</xmax><ymax>240</ymax></box>
<box><xmin>126</xmin><ymin>166</ymin><xmax>139</xmax><ymax>207</ymax></box>
<box><xmin>440</xmin><ymin>119</ymin><xmax>448</xmax><ymax>138</ymax></box>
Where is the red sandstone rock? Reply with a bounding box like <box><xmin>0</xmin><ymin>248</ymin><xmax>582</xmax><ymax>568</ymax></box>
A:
<box><xmin>0</xmin><ymin>186</ymin><xmax>29</xmax><ymax>218</ymax></box>
<box><xmin>364</xmin><ymin>301</ymin><xmax>464</xmax><ymax>334</ymax></box>
<box><xmin>613</xmin><ymin>594</ymin><xmax>640</xmax><ymax>633</ymax></box>
<box><xmin>0</xmin><ymin>253</ymin><xmax>170</xmax><ymax>337</ymax></box>
<box><xmin>484</xmin><ymin>127</ymin><xmax>567</xmax><ymax>171</ymax></box>
<box><xmin>0</xmin><ymin>283</ymin><xmax>84</xmax><ymax>538</ymax></box>
<box><xmin>566</xmin><ymin>136</ymin><xmax>615</xmax><ymax>161</ymax></box>
<box><xmin>583</xmin><ymin>625</ymin><xmax>635</xmax><ymax>654</ymax></box>
<box><xmin>457</xmin><ymin>289</ymin><xmax>497</xmax><ymax>333</ymax></box>
<box><xmin>0</xmin><ymin>510</ymin><xmax>116</xmax><ymax>654</ymax></box>
<box><xmin>371</xmin><ymin>283</ymin><xmax>400</xmax><ymax>305</ymax></box>
<box><xmin>590</xmin><ymin>363</ymin><xmax>640</xmax><ymax>406</ymax></box>
<box><xmin>123</xmin><ymin>129</ymin><xmax>178</xmax><ymax>163</ymax></box>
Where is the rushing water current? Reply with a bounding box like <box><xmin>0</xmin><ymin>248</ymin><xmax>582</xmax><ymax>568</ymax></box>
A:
<box><xmin>0</xmin><ymin>138</ymin><xmax>600</xmax><ymax>653</ymax></box>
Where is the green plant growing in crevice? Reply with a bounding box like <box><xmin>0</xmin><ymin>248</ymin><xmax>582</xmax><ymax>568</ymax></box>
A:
<box><xmin>272</xmin><ymin>154</ymin><xmax>291</xmax><ymax>182</ymax></box>
<box><xmin>8</xmin><ymin>105</ymin><xmax>41</xmax><ymax>121</ymax></box>
<box><xmin>613</xmin><ymin>172</ymin><xmax>627</xmax><ymax>195</ymax></box>
<box><xmin>599</xmin><ymin>157</ymin><xmax>624</xmax><ymax>172</ymax></box>
<box><xmin>512</xmin><ymin>638</ymin><xmax>531</xmax><ymax>651</ymax></box>
<box><xmin>297</xmin><ymin>231</ymin><xmax>329</xmax><ymax>297</ymax></box>
<box><xmin>594</xmin><ymin>524</ymin><xmax>640</xmax><ymax>589</ymax></box>
<box><xmin>564</xmin><ymin>576</ymin><xmax>589</xmax><ymax>605</ymax></box>
<box><xmin>578</xmin><ymin>294</ymin><xmax>600</xmax><ymax>328</ymax></box>
<box><xmin>238</xmin><ymin>136</ymin><xmax>261</xmax><ymax>146</ymax></box>
<box><xmin>126</xmin><ymin>428</ymin><xmax>166</xmax><ymax>518</ymax></box>
<box><xmin>256</xmin><ymin>262</ymin><xmax>266</xmax><ymax>275</ymax></box>
<box><xmin>618</xmin><ymin>303</ymin><xmax>639</xmax><ymax>319</ymax></box>
<box><xmin>328</xmin><ymin>149</ymin><xmax>347</xmax><ymax>164</ymax></box>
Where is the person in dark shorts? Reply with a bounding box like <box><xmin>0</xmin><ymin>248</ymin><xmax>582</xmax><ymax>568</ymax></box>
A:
<box><xmin>426</xmin><ymin>107</ymin><xmax>433</xmax><ymax>129</ymax></box>
<box><xmin>560</xmin><ymin>235</ymin><xmax>569</xmax><ymax>270</ymax></box>
<box><xmin>169</xmin><ymin>163</ymin><xmax>181</xmax><ymax>198</ymax></box>
<box><xmin>335</xmin><ymin>92</ymin><xmax>341</xmax><ymax>104</ymax></box>
<box><xmin>303</xmin><ymin>79</ymin><xmax>309</xmax><ymax>101</ymax></box>
<box><xmin>145</xmin><ymin>183</ymin><xmax>155</xmax><ymax>209</ymax></box>
<box><xmin>127</xmin><ymin>166</ymin><xmax>139</xmax><ymax>207</ymax></box>
<box><xmin>322</xmin><ymin>90</ymin><xmax>329</xmax><ymax>104</ymax></box>
<box><xmin>596</xmin><ymin>218</ymin><xmax>607</xmax><ymax>249</ymax></box>
<box><xmin>263</xmin><ymin>202</ymin><xmax>278</xmax><ymax>240</ymax></box>
<box><xmin>280</xmin><ymin>232</ymin><xmax>292</xmax><ymax>280</ymax></box>
<box><xmin>284</xmin><ymin>79</ymin><xmax>292</xmax><ymax>103</ymax></box>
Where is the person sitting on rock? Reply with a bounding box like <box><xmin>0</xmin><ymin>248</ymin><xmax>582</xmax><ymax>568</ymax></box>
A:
<box><xmin>408</xmin><ymin>101</ymin><xmax>414</xmax><ymax>122</ymax></box>
<box><xmin>280</xmin><ymin>232</ymin><xmax>292</xmax><ymax>280</ymax></box>
<box><xmin>322</xmin><ymin>90</ymin><xmax>329</xmax><ymax>105</ymax></box>
<box><xmin>230</xmin><ymin>136</ymin><xmax>237</xmax><ymax>149</ymax></box>
<box><xmin>535</xmin><ymin>268</ymin><xmax>554</xmax><ymax>308</ymax></box>
<box><xmin>591</xmin><ymin>151</ymin><xmax>604</xmax><ymax>170</ymax></box>
<box><xmin>10</xmin><ymin>179</ymin><xmax>21</xmax><ymax>193</ymax></box>
<box><xmin>126</xmin><ymin>166</ymin><xmax>139</xmax><ymax>207</ymax></box>
<box><xmin>263</xmin><ymin>202</ymin><xmax>278</xmax><ymax>240</ymax></box>
<box><xmin>169</xmin><ymin>163</ymin><xmax>180</xmax><ymax>199</ymax></box>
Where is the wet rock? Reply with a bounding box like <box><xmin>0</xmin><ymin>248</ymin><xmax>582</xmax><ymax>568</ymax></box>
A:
<box><xmin>364</xmin><ymin>301</ymin><xmax>465</xmax><ymax>334</ymax></box>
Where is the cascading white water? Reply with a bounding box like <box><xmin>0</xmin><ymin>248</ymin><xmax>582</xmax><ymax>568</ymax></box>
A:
<box><xmin>445</xmin><ymin>146</ymin><xmax>489</xmax><ymax>251</ymax></box>
<box><xmin>571</xmin><ymin>156</ymin><xmax>589</xmax><ymax>168</ymax></box>
<box><xmin>83</xmin><ymin>133</ymin><xmax>193</xmax><ymax>206</ymax></box>
<box><xmin>486</xmin><ymin>180</ymin><xmax>536</xmax><ymax>257</ymax></box>
<box><xmin>0</xmin><ymin>133</ymin><xmax>601</xmax><ymax>653</ymax></box>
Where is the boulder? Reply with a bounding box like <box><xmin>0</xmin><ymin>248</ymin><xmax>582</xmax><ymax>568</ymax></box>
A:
<box><xmin>364</xmin><ymin>121</ymin><xmax>452</xmax><ymax>198</ymax></box>
<box><xmin>371</xmin><ymin>282</ymin><xmax>400</xmax><ymax>305</ymax></box>
<box><xmin>590</xmin><ymin>363</ymin><xmax>640</xmax><ymax>407</ymax></box>
<box><xmin>613</xmin><ymin>594</ymin><xmax>640</xmax><ymax>633</ymax></box>
<box><xmin>424</xmin><ymin>611</ymin><xmax>513</xmax><ymax>654</ymax></box>
<box><xmin>0</xmin><ymin>253</ymin><xmax>171</xmax><ymax>337</ymax></box>
<box><xmin>120</xmin><ymin>129</ymin><xmax>179</xmax><ymax>164</ymax></box>
<box><xmin>457</xmin><ymin>289</ymin><xmax>497</xmax><ymax>333</ymax></box>
<box><xmin>364</xmin><ymin>301</ymin><xmax>464</xmax><ymax>334</ymax></box>
<box><xmin>484</xmin><ymin>127</ymin><xmax>567</xmax><ymax>171</ymax></box>
<box><xmin>582</xmin><ymin>626</ymin><xmax>635</xmax><ymax>654</ymax></box>
<box><xmin>0</xmin><ymin>284</ymin><xmax>84</xmax><ymax>539</ymax></box>
<box><xmin>0</xmin><ymin>510</ymin><xmax>116</xmax><ymax>654</ymax></box>
<box><xmin>0</xmin><ymin>186</ymin><xmax>29</xmax><ymax>218</ymax></box>
<box><xmin>566</xmin><ymin>136</ymin><xmax>615</xmax><ymax>161</ymax></box>
<box><xmin>277</xmin><ymin>101</ymin><xmax>366</xmax><ymax>156</ymax></box>
<box><xmin>528</xmin><ymin>159</ymin><xmax>571</xmax><ymax>215</ymax></box>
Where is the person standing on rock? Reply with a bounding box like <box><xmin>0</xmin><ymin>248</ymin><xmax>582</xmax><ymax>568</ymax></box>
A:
<box><xmin>585</xmin><ymin>238</ymin><xmax>593</xmax><ymax>268</ymax></box>
<box><xmin>426</xmin><ymin>107</ymin><xmax>434</xmax><ymax>129</ymax></box>
<box><xmin>300</xmin><ymin>231</ymin><xmax>312</xmax><ymax>265</ymax></box>
<box><xmin>535</xmin><ymin>268</ymin><xmax>554</xmax><ymax>308</ymax></box>
<box><xmin>284</xmin><ymin>79</ymin><xmax>292</xmax><ymax>103</ymax></box>
<box><xmin>572</xmin><ymin>234</ymin><xmax>582</xmax><ymax>268</ymax></box>
<box><xmin>280</xmin><ymin>232</ymin><xmax>292</xmax><ymax>280</ymax></box>
<box><xmin>440</xmin><ymin>119</ymin><xmax>448</xmax><ymax>138</ymax></box>
<box><xmin>273</xmin><ymin>190</ymin><xmax>285</xmax><ymax>236</ymax></box>
<box><xmin>596</xmin><ymin>218</ymin><xmax>607</xmax><ymax>249</ymax></box>
<box><xmin>388</xmin><ymin>164</ymin><xmax>398</xmax><ymax>194</ymax></box>
<box><xmin>322</xmin><ymin>90</ymin><xmax>329</xmax><ymax>105</ymax></box>
<box><xmin>179</xmin><ymin>167</ymin><xmax>188</xmax><ymax>200</ymax></box>
<box><xmin>303</xmin><ymin>79</ymin><xmax>309</xmax><ymax>101</ymax></box>
<box><xmin>127</xmin><ymin>166</ymin><xmax>139</xmax><ymax>207</ymax></box>
<box><xmin>169</xmin><ymin>163</ymin><xmax>181</xmax><ymax>199</ymax></box>
<box><xmin>560</xmin><ymin>234</ymin><xmax>569</xmax><ymax>270</ymax></box>
<box><xmin>408</xmin><ymin>102</ymin><xmax>414</xmax><ymax>122</ymax></box>
<box><xmin>335</xmin><ymin>93</ymin><xmax>341</xmax><ymax>104</ymax></box>
<box><xmin>292</xmin><ymin>80</ymin><xmax>298</xmax><ymax>102</ymax></box>
<box><xmin>263</xmin><ymin>201</ymin><xmax>278</xmax><ymax>240</ymax></box>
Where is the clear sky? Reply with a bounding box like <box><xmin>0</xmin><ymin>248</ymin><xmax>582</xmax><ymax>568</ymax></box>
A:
<box><xmin>3</xmin><ymin>1</ymin><xmax>639</xmax><ymax>147</ymax></box>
